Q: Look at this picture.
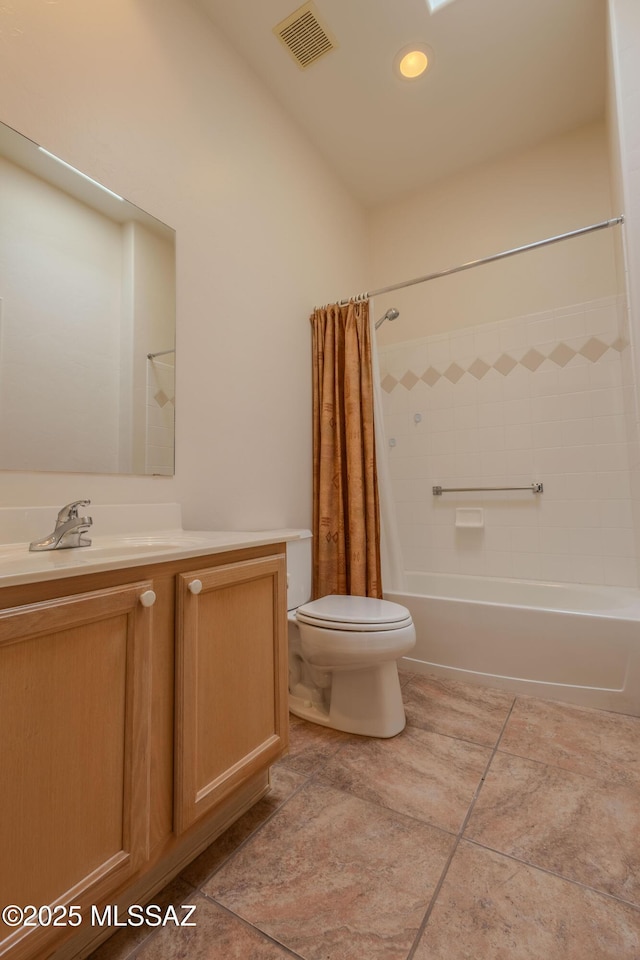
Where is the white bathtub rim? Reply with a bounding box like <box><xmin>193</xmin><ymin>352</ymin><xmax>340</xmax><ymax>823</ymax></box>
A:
<box><xmin>393</xmin><ymin>570</ymin><xmax>640</xmax><ymax>620</ymax></box>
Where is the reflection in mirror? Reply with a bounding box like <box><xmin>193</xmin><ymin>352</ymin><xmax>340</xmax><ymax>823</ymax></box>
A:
<box><xmin>0</xmin><ymin>121</ymin><xmax>176</xmax><ymax>476</ymax></box>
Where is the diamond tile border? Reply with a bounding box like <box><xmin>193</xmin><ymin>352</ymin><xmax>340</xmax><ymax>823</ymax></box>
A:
<box><xmin>401</xmin><ymin>370</ymin><xmax>420</xmax><ymax>390</ymax></box>
<box><xmin>422</xmin><ymin>367</ymin><xmax>441</xmax><ymax>387</ymax></box>
<box><xmin>548</xmin><ymin>343</ymin><xmax>575</xmax><ymax>367</ymax></box>
<box><xmin>444</xmin><ymin>363</ymin><xmax>465</xmax><ymax>384</ymax></box>
<box><xmin>493</xmin><ymin>354</ymin><xmax>517</xmax><ymax>377</ymax></box>
<box><xmin>520</xmin><ymin>348</ymin><xmax>546</xmax><ymax>372</ymax></box>
<box><xmin>468</xmin><ymin>358</ymin><xmax>491</xmax><ymax>380</ymax></box>
<box><xmin>381</xmin><ymin>336</ymin><xmax>626</xmax><ymax>393</ymax></box>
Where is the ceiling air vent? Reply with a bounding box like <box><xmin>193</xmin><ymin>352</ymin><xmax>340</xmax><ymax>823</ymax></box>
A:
<box><xmin>273</xmin><ymin>2</ymin><xmax>337</xmax><ymax>70</ymax></box>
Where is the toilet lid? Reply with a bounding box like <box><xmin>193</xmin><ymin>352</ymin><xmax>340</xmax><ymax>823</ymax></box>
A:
<box><xmin>296</xmin><ymin>595</ymin><xmax>413</xmax><ymax>632</ymax></box>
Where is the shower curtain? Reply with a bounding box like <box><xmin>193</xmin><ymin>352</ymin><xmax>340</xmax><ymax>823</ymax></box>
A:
<box><xmin>310</xmin><ymin>299</ymin><xmax>382</xmax><ymax>599</ymax></box>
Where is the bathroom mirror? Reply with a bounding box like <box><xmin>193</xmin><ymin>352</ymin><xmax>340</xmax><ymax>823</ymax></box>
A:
<box><xmin>0</xmin><ymin>120</ymin><xmax>176</xmax><ymax>476</ymax></box>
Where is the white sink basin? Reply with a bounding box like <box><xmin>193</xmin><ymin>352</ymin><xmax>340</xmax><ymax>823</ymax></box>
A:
<box><xmin>0</xmin><ymin>534</ymin><xmax>219</xmax><ymax>563</ymax></box>
<box><xmin>75</xmin><ymin>534</ymin><xmax>222</xmax><ymax>559</ymax></box>
<box><xmin>77</xmin><ymin>542</ymin><xmax>188</xmax><ymax>559</ymax></box>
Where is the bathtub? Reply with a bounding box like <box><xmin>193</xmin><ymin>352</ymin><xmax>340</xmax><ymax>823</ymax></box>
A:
<box><xmin>385</xmin><ymin>572</ymin><xmax>640</xmax><ymax>715</ymax></box>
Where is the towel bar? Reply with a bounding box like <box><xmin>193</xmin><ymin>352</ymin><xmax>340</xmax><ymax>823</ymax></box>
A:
<box><xmin>432</xmin><ymin>482</ymin><xmax>543</xmax><ymax>496</ymax></box>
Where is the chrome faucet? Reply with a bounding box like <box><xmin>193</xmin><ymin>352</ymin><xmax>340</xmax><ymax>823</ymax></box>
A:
<box><xmin>29</xmin><ymin>500</ymin><xmax>93</xmax><ymax>552</ymax></box>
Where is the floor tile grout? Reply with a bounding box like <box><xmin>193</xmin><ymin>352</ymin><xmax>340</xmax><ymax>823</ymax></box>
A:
<box><xmin>492</xmin><ymin>743</ymin><xmax>640</xmax><ymax>786</ymax></box>
<box><xmin>196</xmin><ymin>894</ymin><xmax>307</xmax><ymax>958</ymax></box>
<box><xmin>405</xmin><ymin>694</ymin><xmax>518</xmax><ymax>959</ymax></box>
<box><xmin>182</xmin><ymin>772</ymin><xmax>314</xmax><ymax>892</ymax></box>
<box><xmin>463</xmin><ymin>838</ymin><xmax>640</xmax><ymax>914</ymax></box>
<box><xmin>88</xmin><ymin>677</ymin><xmax>640</xmax><ymax>960</ymax></box>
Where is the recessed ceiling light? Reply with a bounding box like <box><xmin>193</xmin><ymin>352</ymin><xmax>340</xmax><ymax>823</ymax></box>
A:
<box><xmin>394</xmin><ymin>44</ymin><xmax>433</xmax><ymax>81</ymax></box>
<box><xmin>399</xmin><ymin>49</ymin><xmax>428</xmax><ymax>78</ymax></box>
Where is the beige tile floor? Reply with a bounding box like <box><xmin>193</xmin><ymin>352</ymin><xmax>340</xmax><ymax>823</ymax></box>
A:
<box><xmin>88</xmin><ymin>672</ymin><xmax>640</xmax><ymax>960</ymax></box>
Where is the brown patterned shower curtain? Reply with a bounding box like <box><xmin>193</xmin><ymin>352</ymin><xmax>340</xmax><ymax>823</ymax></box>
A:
<box><xmin>310</xmin><ymin>299</ymin><xmax>382</xmax><ymax>599</ymax></box>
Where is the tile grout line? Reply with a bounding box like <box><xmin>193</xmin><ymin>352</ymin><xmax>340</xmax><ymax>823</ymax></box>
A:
<box><xmin>196</xmin><ymin>894</ymin><xmax>308</xmax><ymax>959</ymax></box>
<box><xmin>491</xmin><ymin>743</ymin><xmax>640</xmax><ymax>788</ymax></box>
<box><xmin>186</xmin><ymin>732</ymin><xmax>388</xmax><ymax>959</ymax></box>
<box><xmin>405</xmin><ymin>696</ymin><xmax>518</xmax><ymax>960</ymax></box>
<box><xmin>462</xmin><ymin>837</ymin><xmax>640</xmax><ymax>914</ymax></box>
<box><xmin>194</xmin><ymin>769</ymin><xmax>314</xmax><ymax>886</ymax></box>
<box><xmin>98</xmin><ymin>748</ymin><xmax>324</xmax><ymax>959</ymax></box>
<box><xmin>85</xmin><ymin>880</ymin><xmax>201</xmax><ymax>960</ymax></box>
<box><xmin>112</xmin><ymin>704</ymin><xmax>519</xmax><ymax>960</ymax></box>
<box><xmin>108</xmin><ymin>771</ymin><xmax>314</xmax><ymax>959</ymax></box>
<box><xmin>118</xmin><ymin>926</ymin><xmax>162</xmax><ymax>960</ymax></box>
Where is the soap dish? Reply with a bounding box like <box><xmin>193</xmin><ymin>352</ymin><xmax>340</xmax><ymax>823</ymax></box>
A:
<box><xmin>455</xmin><ymin>508</ymin><xmax>484</xmax><ymax>528</ymax></box>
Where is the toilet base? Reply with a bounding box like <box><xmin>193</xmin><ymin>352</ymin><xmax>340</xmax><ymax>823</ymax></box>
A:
<box><xmin>289</xmin><ymin>660</ymin><xmax>406</xmax><ymax>738</ymax></box>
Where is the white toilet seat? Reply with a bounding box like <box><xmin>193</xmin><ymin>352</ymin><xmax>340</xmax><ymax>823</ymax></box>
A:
<box><xmin>296</xmin><ymin>594</ymin><xmax>413</xmax><ymax>632</ymax></box>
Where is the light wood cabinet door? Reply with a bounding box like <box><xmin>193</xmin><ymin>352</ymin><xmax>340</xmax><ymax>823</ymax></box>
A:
<box><xmin>0</xmin><ymin>582</ymin><xmax>153</xmax><ymax>960</ymax></box>
<box><xmin>174</xmin><ymin>554</ymin><xmax>288</xmax><ymax>834</ymax></box>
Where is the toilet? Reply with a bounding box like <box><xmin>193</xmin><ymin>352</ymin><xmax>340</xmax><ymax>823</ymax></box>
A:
<box><xmin>287</xmin><ymin>532</ymin><xmax>416</xmax><ymax>738</ymax></box>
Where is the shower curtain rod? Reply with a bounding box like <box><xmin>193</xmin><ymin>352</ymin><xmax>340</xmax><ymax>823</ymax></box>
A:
<box><xmin>147</xmin><ymin>348</ymin><xmax>176</xmax><ymax>360</ymax></box>
<box><xmin>339</xmin><ymin>216</ymin><xmax>624</xmax><ymax>304</ymax></box>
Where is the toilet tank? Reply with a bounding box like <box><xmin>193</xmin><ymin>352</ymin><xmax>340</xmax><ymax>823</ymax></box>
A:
<box><xmin>286</xmin><ymin>531</ymin><xmax>312</xmax><ymax>610</ymax></box>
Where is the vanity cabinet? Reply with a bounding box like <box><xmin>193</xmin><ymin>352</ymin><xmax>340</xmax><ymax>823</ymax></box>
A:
<box><xmin>0</xmin><ymin>581</ymin><xmax>154</xmax><ymax>960</ymax></box>
<box><xmin>175</xmin><ymin>555</ymin><xmax>288</xmax><ymax>833</ymax></box>
<box><xmin>0</xmin><ymin>543</ymin><xmax>289</xmax><ymax>960</ymax></box>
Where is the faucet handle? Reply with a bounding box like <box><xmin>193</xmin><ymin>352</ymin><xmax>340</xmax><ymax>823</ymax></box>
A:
<box><xmin>56</xmin><ymin>499</ymin><xmax>91</xmax><ymax>524</ymax></box>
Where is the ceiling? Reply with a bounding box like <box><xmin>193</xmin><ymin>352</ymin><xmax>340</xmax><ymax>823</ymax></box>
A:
<box><xmin>194</xmin><ymin>0</ymin><xmax>606</xmax><ymax>208</ymax></box>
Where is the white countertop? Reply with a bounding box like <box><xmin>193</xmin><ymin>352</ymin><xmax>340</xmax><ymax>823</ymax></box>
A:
<box><xmin>0</xmin><ymin>523</ymin><xmax>307</xmax><ymax>589</ymax></box>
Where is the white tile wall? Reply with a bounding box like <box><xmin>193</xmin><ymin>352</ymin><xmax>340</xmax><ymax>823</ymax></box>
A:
<box><xmin>378</xmin><ymin>296</ymin><xmax>638</xmax><ymax>586</ymax></box>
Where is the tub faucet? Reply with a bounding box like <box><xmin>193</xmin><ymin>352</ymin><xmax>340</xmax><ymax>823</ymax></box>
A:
<box><xmin>29</xmin><ymin>499</ymin><xmax>93</xmax><ymax>551</ymax></box>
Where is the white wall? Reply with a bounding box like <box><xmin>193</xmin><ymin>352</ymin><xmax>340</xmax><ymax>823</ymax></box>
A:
<box><xmin>0</xmin><ymin>0</ymin><xmax>367</xmax><ymax>529</ymax></box>
<box><xmin>370</xmin><ymin>122</ymin><xmax>618</xmax><ymax>342</ymax></box>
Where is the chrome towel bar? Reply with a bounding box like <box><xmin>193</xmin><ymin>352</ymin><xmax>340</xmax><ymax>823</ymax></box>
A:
<box><xmin>433</xmin><ymin>482</ymin><xmax>543</xmax><ymax>496</ymax></box>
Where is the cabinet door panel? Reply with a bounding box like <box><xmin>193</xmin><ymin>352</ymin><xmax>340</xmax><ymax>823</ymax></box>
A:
<box><xmin>0</xmin><ymin>584</ymin><xmax>152</xmax><ymax>959</ymax></box>
<box><xmin>175</xmin><ymin>555</ymin><xmax>287</xmax><ymax>833</ymax></box>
